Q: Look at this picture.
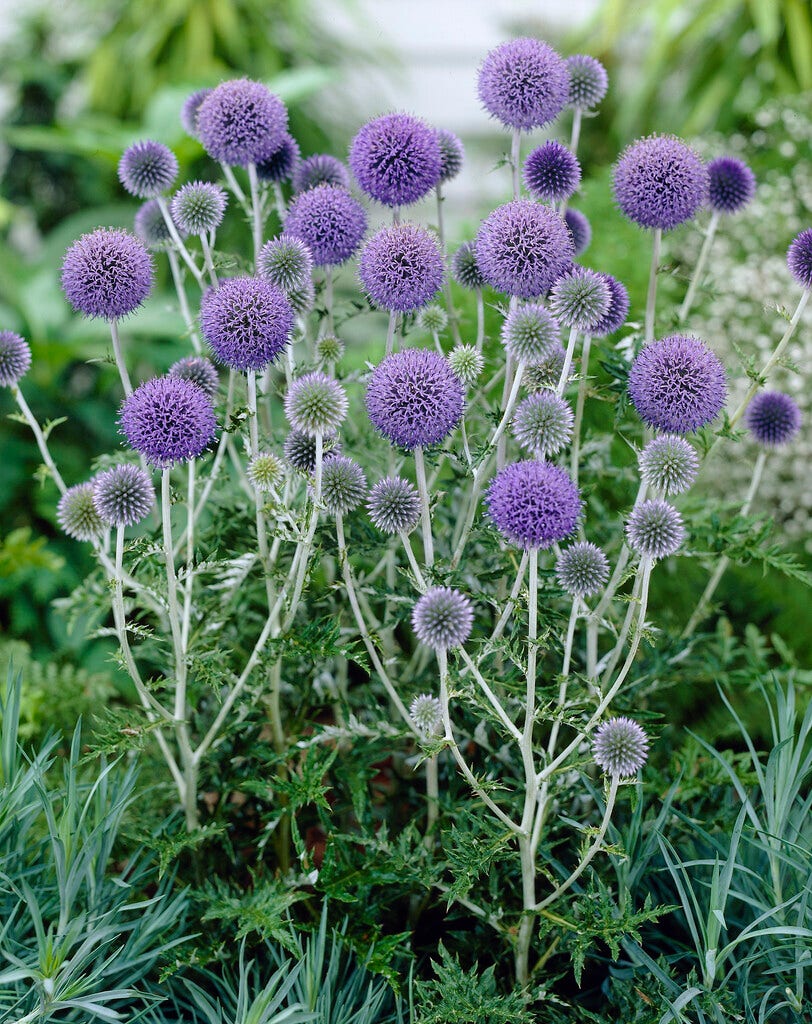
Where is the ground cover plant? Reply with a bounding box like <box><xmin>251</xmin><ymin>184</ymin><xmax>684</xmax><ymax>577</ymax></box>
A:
<box><xmin>1</xmin><ymin>30</ymin><xmax>811</xmax><ymax>1023</ymax></box>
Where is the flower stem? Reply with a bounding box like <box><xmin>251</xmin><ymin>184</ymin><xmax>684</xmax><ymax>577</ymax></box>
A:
<box><xmin>200</xmin><ymin>232</ymin><xmax>219</xmax><ymax>286</ymax></box>
<box><xmin>414</xmin><ymin>445</ymin><xmax>434</xmax><ymax>568</ymax></box>
<box><xmin>156</xmin><ymin>195</ymin><xmax>202</xmax><ymax>284</ymax></box>
<box><xmin>511</xmin><ymin>129</ymin><xmax>521</xmax><ymax>201</ymax></box>
<box><xmin>570</xmin><ymin>333</ymin><xmax>591</xmax><ymax>492</ymax></box>
<box><xmin>247</xmin><ymin>162</ymin><xmax>264</xmax><ymax>269</ymax></box>
<box><xmin>167</xmin><ymin>248</ymin><xmax>203</xmax><ymax>353</ymax></box>
<box><xmin>644</xmin><ymin>228</ymin><xmax>662</xmax><ymax>344</ymax></box>
<box><xmin>385</xmin><ymin>310</ymin><xmax>397</xmax><ymax>356</ymax></box>
<box><xmin>569</xmin><ymin>108</ymin><xmax>583</xmax><ymax>157</ymax></box>
<box><xmin>13</xmin><ymin>387</ymin><xmax>66</xmax><ymax>493</ymax></box>
<box><xmin>556</xmin><ymin>325</ymin><xmax>580</xmax><ymax>397</ymax></box>
<box><xmin>109</xmin><ymin>321</ymin><xmax>133</xmax><ymax>396</ymax></box>
<box><xmin>678</xmin><ymin>210</ymin><xmax>719</xmax><ymax>323</ymax></box>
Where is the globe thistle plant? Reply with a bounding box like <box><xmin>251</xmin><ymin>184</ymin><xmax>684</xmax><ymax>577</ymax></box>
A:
<box><xmin>284</xmin><ymin>184</ymin><xmax>367</xmax><ymax>267</ymax></box>
<box><xmin>180</xmin><ymin>88</ymin><xmax>211</xmax><ymax>137</ymax></box>
<box><xmin>314</xmin><ymin>334</ymin><xmax>345</xmax><ymax>366</ymax></box>
<box><xmin>745</xmin><ymin>391</ymin><xmax>802</xmax><ymax>447</ymax></box>
<box><xmin>410</xmin><ymin>694</ymin><xmax>443</xmax><ymax>739</ymax></box>
<box><xmin>247</xmin><ymin>452</ymin><xmax>285</xmax><ymax>492</ymax></box>
<box><xmin>321</xmin><ymin>456</ymin><xmax>367</xmax><ymax>514</ymax></box>
<box><xmin>549</xmin><ymin>267</ymin><xmax>611</xmax><ymax>332</ymax></box>
<box><xmin>134</xmin><ymin>200</ymin><xmax>177</xmax><ymax>251</ymax></box>
<box><xmin>120</xmin><ymin>376</ymin><xmax>217</xmax><ymax>468</ymax></box>
<box><xmin>292</xmin><ymin>154</ymin><xmax>351</xmax><ymax>193</ymax></box>
<box><xmin>359</xmin><ymin>224</ymin><xmax>444</xmax><ymax>314</ymax></box>
<box><xmin>613</xmin><ymin>135</ymin><xmax>708</xmax><ymax>232</ymax></box>
<box><xmin>501</xmin><ymin>304</ymin><xmax>560</xmax><ymax>365</ymax></box>
<box><xmin>93</xmin><ymin>464</ymin><xmax>155</xmax><ymax>528</ymax></box>
<box><xmin>200</xmin><ymin>277</ymin><xmax>295</xmax><ymax>371</ymax></box>
<box><xmin>638</xmin><ymin>435</ymin><xmax>699</xmax><ymax>495</ymax></box>
<box><xmin>477</xmin><ymin>37</ymin><xmax>569</xmax><ymax>131</ymax></box>
<box><xmin>436</xmin><ymin>129</ymin><xmax>464</xmax><ymax>183</ymax></box>
<box><xmin>564</xmin><ymin>208</ymin><xmax>591</xmax><ymax>256</ymax></box>
<box><xmin>57</xmin><ymin>482</ymin><xmax>104</xmax><ymax>542</ymax></box>
<box><xmin>451</xmin><ymin>242</ymin><xmax>485</xmax><ymax>291</ymax></box>
<box><xmin>555</xmin><ymin>541</ymin><xmax>610</xmax><ymax>598</ymax></box>
<box><xmin>170</xmin><ymin>181</ymin><xmax>227</xmax><ymax>235</ymax></box>
<box><xmin>418</xmin><ymin>304</ymin><xmax>448</xmax><ymax>335</ymax></box>
<box><xmin>487</xmin><ymin>460</ymin><xmax>581</xmax><ymax>549</ymax></box>
<box><xmin>196</xmin><ymin>78</ymin><xmax>288</xmax><ymax>166</ymax></box>
<box><xmin>523</xmin><ymin>141</ymin><xmax>581</xmax><ymax>202</ymax></box>
<box><xmin>284</xmin><ymin>431</ymin><xmax>341</xmax><ymax>474</ymax></box>
<box><xmin>707</xmin><ymin>157</ymin><xmax>756</xmax><ymax>215</ymax></box>
<box><xmin>168</xmin><ymin>356</ymin><xmax>219</xmax><ymax>397</ymax></box>
<box><xmin>411</xmin><ymin>586</ymin><xmax>474</xmax><ymax>650</ymax></box>
<box><xmin>62</xmin><ymin>229</ymin><xmax>153</xmax><ymax>320</ymax></box>
<box><xmin>256</xmin><ymin>133</ymin><xmax>301</xmax><ymax>183</ymax></box>
<box><xmin>524</xmin><ymin>345</ymin><xmax>566</xmax><ymax>391</ymax></box>
<box><xmin>0</xmin><ymin>331</ymin><xmax>32</xmax><ymax>387</ymax></box>
<box><xmin>625</xmin><ymin>499</ymin><xmax>685</xmax><ymax>559</ymax></box>
<box><xmin>118</xmin><ymin>140</ymin><xmax>178</xmax><ymax>199</ymax></box>
<box><xmin>349</xmin><ymin>112</ymin><xmax>442</xmax><ymax>208</ymax></box>
<box><xmin>566</xmin><ymin>55</ymin><xmax>608</xmax><ymax>110</ymax></box>
<box><xmin>512</xmin><ymin>391</ymin><xmax>574</xmax><ymax>457</ymax></box>
<box><xmin>284</xmin><ymin>372</ymin><xmax>348</xmax><ymax>437</ymax></box>
<box><xmin>787</xmin><ymin>228</ymin><xmax>812</xmax><ymax>289</ymax></box>
<box><xmin>591</xmin><ymin>273</ymin><xmax>629</xmax><ymax>336</ymax></box>
<box><xmin>448</xmin><ymin>345</ymin><xmax>484</xmax><ymax>388</ymax></box>
<box><xmin>476</xmin><ymin>201</ymin><xmax>574</xmax><ymax>299</ymax></box>
<box><xmin>593</xmin><ymin>717</ymin><xmax>649</xmax><ymax>777</ymax></box>
<box><xmin>257</xmin><ymin>234</ymin><xmax>314</xmax><ymax>292</ymax></box>
<box><xmin>367</xmin><ymin>476</ymin><xmax>421</xmax><ymax>534</ymax></box>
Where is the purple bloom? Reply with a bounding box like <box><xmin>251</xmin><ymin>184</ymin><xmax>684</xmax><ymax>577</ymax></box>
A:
<box><xmin>626</xmin><ymin>499</ymin><xmax>684</xmax><ymax>559</ymax></box>
<box><xmin>170</xmin><ymin>181</ymin><xmax>227</xmax><ymax>235</ymax></box>
<box><xmin>62</xmin><ymin>228</ymin><xmax>153</xmax><ymax>321</ymax></box>
<box><xmin>787</xmin><ymin>228</ymin><xmax>812</xmax><ymax>289</ymax></box>
<box><xmin>120</xmin><ymin>376</ymin><xmax>217</xmax><ymax>468</ymax></box>
<box><xmin>0</xmin><ymin>331</ymin><xmax>32</xmax><ymax>387</ymax></box>
<box><xmin>613</xmin><ymin>135</ymin><xmax>708</xmax><ymax>231</ymax></box>
<box><xmin>593</xmin><ymin>717</ymin><xmax>649</xmax><ymax>777</ymax></box>
<box><xmin>284</xmin><ymin>371</ymin><xmax>348</xmax><ymax>437</ymax></box>
<box><xmin>57</xmin><ymin>483</ymin><xmax>103</xmax><ymax>541</ymax></box>
<box><xmin>93</xmin><ymin>464</ymin><xmax>155</xmax><ymax>527</ymax></box>
<box><xmin>477</xmin><ymin>37</ymin><xmax>569</xmax><ymax>131</ymax></box>
<box><xmin>200</xmin><ymin>276</ymin><xmax>294</xmax><ymax>372</ymax></box>
<box><xmin>196</xmin><ymin>78</ymin><xmax>288</xmax><ymax>166</ymax></box>
<box><xmin>476</xmin><ymin>200</ymin><xmax>574</xmax><ymax>299</ymax></box>
<box><xmin>566</xmin><ymin>55</ymin><xmax>608</xmax><ymax>110</ymax></box>
<box><xmin>367</xmin><ymin>476</ymin><xmax>421</xmax><ymax>534</ymax></box>
<box><xmin>321</xmin><ymin>455</ymin><xmax>367</xmax><ymax>514</ymax></box>
<box><xmin>366</xmin><ymin>348</ymin><xmax>464</xmax><ymax>450</ymax></box>
<box><xmin>591</xmin><ymin>273</ymin><xmax>629</xmax><ymax>337</ymax></box>
<box><xmin>564</xmin><ymin>208</ymin><xmax>591</xmax><ymax>256</ymax></box>
<box><xmin>707</xmin><ymin>157</ymin><xmax>755</xmax><ymax>215</ymax></box>
<box><xmin>349</xmin><ymin>112</ymin><xmax>442</xmax><ymax>207</ymax></box>
<box><xmin>256</xmin><ymin>133</ymin><xmax>301</xmax><ymax>183</ymax></box>
<box><xmin>501</xmin><ymin>303</ymin><xmax>560</xmax><ymax>365</ymax></box>
<box><xmin>523</xmin><ymin>141</ymin><xmax>581</xmax><ymax>202</ymax></box>
<box><xmin>555</xmin><ymin>541</ymin><xmax>609</xmax><ymax>598</ymax></box>
<box><xmin>628</xmin><ymin>335</ymin><xmax>726</xmax><ymax>434</ymax></box>
<box><xmin>292</xmin><ymin>154</ymin><xmax>351</xmax><ymax>193</ymax></box>
<box><xmin>451</xmin><ymin>241</ymin><xmax>485</xmax><ymax>291</ymax></box>
<box><xmin>512</xmin><ymin>391</ymin><xmax>574</xmax><ymax>456</ymax></box>
<box><xmin>745</xmin><ymin>391</ymin><xmax>802</xmax><ymax>447</ymax></box>
<box><xmin>284</xmin><ymin>184</ymin><xmax>367</xmax><ymax>267</ymax></box>
<box><xmin>257</xmin><ymin>234</ymin><xmax>313</xmax><ymax>292</ymax></box>
<box><xmin>359</xmin><ymin>223</ymin><xmax>444</xmax><ymax>313</ymax></box>
<box><xmin>638</xmin><ymin>435</ymin><xmax>699</xmax><ymax>495</ymax></box>
<box><xmin>134</xmin><ymin>200</ymin><xmax>180</xmax><ymax>251</ymax></box>
<box><xmin>118</xmin><ymin>140</ymin><xmax>178</xmax><ymax>199</ymax></box>
<box><xmin>168</xmin><ymin>356</ymin><xmax>219</xmax><ymax>397</ymax></box>
<box><xmin>437</xmin><ymin>129</ymin><xmax>464</xmax><ymax>183</ymax></box>
<box><xmin>412</xmin><ymin>587</ymin><xmax>474</xmax><ymax>650</ymax></box>
<box><xmin>487</xmin><ymin>460</ymin><xmax>581</xmax><ymax>549</ymax></box>
<box><xmin>181</xmin><ymin>88</ymin><xmax>212</xmax><ymax>137</ymax></box>
<box><xmin>549</xmin><ymin>266</ymin><xmax>611</xmax><ymax>331</ymax></box>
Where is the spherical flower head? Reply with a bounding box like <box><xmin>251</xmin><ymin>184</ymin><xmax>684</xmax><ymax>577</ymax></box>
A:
<box><xmin>120</xmin><ymin>376</ymin><xmax>217</xmax><ymax>468</ymax></box>
<box><xmin>524</xmin><ymin>344</ymin><xmax>566</xmax><ymax>391</ymax></box>
<box><xmin>437</xmin><ymin>129</ymin><xmax>464</xmax><ymax>183</ymax></box>
<box><xmin>256</xmin><ymin>133</ymin><xmax>300</xmax><ymax>183</ymax></box>
<box><xmin>564</xmin><ymin>207</ymin><xmax>591</xmax><ymax>256</ymax></box>
<box><xmin>639</xmin><ymin>435</ymin><xmax>699</xmax><ymax>495</ymax></box>
<box><xmin>410</xmin><ymin>694</ymin><xmax>443</xmax><ymax>739</ymax></box>
<box><xmin>284</xmin><ymin>430</ymin><xmax>341</xmax><ymax>473</ymax></box>
<box><xmin>707</xmin><ymin>156</ymin><xmax>755</xmax><ymax>214</ymax></box>
<box><xmin>512</xmin><ymin>391</ymin><xmax>574</xmax><ymax>457</ymax></box>
<box><xmin>745</xmin><ymin>391</ymin><xmax>802</xmax><ymax>448</ymax></box>
<box><xmin>118</xmin><ymin>140</ymin><xmax>178</xmax><ymax>199</ymax></box>
<box><xmin>366</xmin><ymin>348</ymin><xmax>464</xmax><ymax>450</ymax></box>
<box><xmin>284</xmin><ymin>184</ymin><xmax>367</xmax><ymax>268</ymax></box>
<box><xmin>367</xmin><ymin>476</ymin><xmax>421</xmax><ymax>534</ymax></box>
<box><xmin>626</xmin><ymin>499</ymin><xmax>685</xmax><ymax>559</ymax></box>
<box><xmin>451</xmin><ymin>241</ymin><xmax>486</xmax><ymax>291</ymax></box>
<box><xmin>487</xmin><ymin>460</ymin><xmax>581</xmax><ymax>549</ymax></box>
<box><xmin>566</xmin><ymin>54</ymin><xmax>608</xmax><ymax>110</ymax></box>
<box><xmin>628</xmin><ymin>335</ymin><xmax>726</xmax><ymax>434</ymax></box>
<box><xmin>321</xmin><ymin>455</ymin><xmax>367</xmax><ymax>514</ymax></box>
<box><xmin>349</xmin><ymin>112</ymin><xmax>442</xmax><ymax>207</ymax></box>
<box><xmin>555</xmin><ymin>542</ymin><xmax>609</xmax><ymax>598</ymax></box>
<box><xmin>62</xmin><ymin>229</ymin><xmax>153</xmax><ymax>321</ymax></box>
<box><xmin>170</xmin><ymin>181</ymin><xmax>227</xmax><ymax>235</ymax></box>
<box><xmin>168</xmin><ymin>356</ymin><xmax>219</xmax><ymax>397</ymax></box>
<box><xmin>613</xmin><ymin>135</ymin><xmax>708</xmax><ymax>231</ymax></box>
<box><xmin>591</xmin><ymin>273</ymin><xmax>629</xmax><ymax>337</ymax></box>
<box><xmin>292</xmin><ymin>154</ymin><xmax>351</xmax><ymax>193</ymax></box>
<box><xmin>315</xmin><ymin>334</ymin><xmax>345</xmax><ymax>365</ymax></box>
<box><xmin>57</xmin><ymin>483</ymin><xmax>104</xmax><ymax>542</ymax></box>
<box><xmin>593</xmin><ymin>717</ymin><xmax>649</xmax><ymax>778</ymax></box>
<box><xmin>284</xmin><ymin>371</ymin><xmax>348</xmax><ymax>437</ymax></box>
<box><xmin>0</xmin><ymin>331</ymin><xmax>32</xmax><ymax>387</ymax></box>
<box><xmin>477</xmin><ymin>37</ymin><xmax>569</xmax><ymax>131</ymax></box>
<box><xmin>475</xmin><ymin>201</ymin><xmax>574</xmax><ymax>299</ymax></box>
<box><xmin>411</xmin><ymin>586</ymin><xmax>474</xmax><ymax>650</ymax></box>
<box><xmin>550</xmin><ymin>266</ymin><xmax>611</xmax><ymax>332</ymax></box>
<box><xmin>417</xmin><ymin>304</ymin><xmax>448</xmax><ymax>334</ymax></box>
<box><xmin>787</xmin><ymin>228</ymin><xmax>812</xmax><ymax>289</ymax></box>
<box><xmin>181</xmin><ymin>88</ymin><xmax>211</xmax><ymax>137</ymax></box>
<box><xmin>258</xmin><ymin>234</ymin><xmax>314</xmax><ymax>292</ymax></box>
<box><xmin>286</xmin><ymin>280</ymin><xmax>316</xmax><ymax>316</ymax></box>
<box><xmin>501</xmin><ymin>303</ymin><xmax>560</xmax><ymax>365</ymax></box>
<box><xmin>93</xmin><ymin>464</ymin><xmax>155</xmax><ymax>527</ymax></box>
<box><xmin>448</xmin><ymin>345</ymin><xmax>484</xmax><ymax>388</ymax></box>
<box><xmin>523</xmin><ymin>141</ymin><xmax>581</xmax><ymax>202</ymax></box>
<box><xmin>134</xmin><ymin>200</ymin><xmax>181</xmax><ymax>252</ymax></box>
<box><xmin>247</xmin><ymin>451</ymin><xmax>284</xmax><ymax>492</ymax></box>
<box><xmin>200</xmin><ymin>276</ymin><xmax>294</xmax><ymax>371</ymax></box>
<box><xmin>197</xmin><ymin>78</ymin><xmax>288</xmax><ymax>166</ymax></box>
<box><xmin>359</xmin><ymin>223</ymin><xmax>444</xmax><ymax>313</ymax></box>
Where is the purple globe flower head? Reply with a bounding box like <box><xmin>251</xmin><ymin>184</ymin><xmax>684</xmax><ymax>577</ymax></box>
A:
<box><xmin>57</xmin><ymin>483</ymin><xmax>104</xmax><ymax>542</ymax></box>
<box><xmin>93</xmin><ymin>463</ymin><xmax>155</xmax><ymax>528</ymax></box>
<box><xmin>168</xmin><ymin>355</ymin><xmax>219</xmax><ymax>397</ymax></box>
<box><xmin>284</xmin><ymin>430</ymin><xmax>341</xmax><ymax>473</ymax></box>
<box><xmin>118</xmin><ymin>140</ymin><xmax>178</xmax><ymax>199</ymax></box>
<box><xmin>745</xmin><ymin>391</ymin><xmax>802</xmax><ymax>447</ymax></box>
<box><xmin>292</xmin><ymin>154</ymin><xmax>351</xmax><ymax>193</ymax></box>
<box><xmin>437</xmin><ymin>128</ymin><xmax>464</xmax><ymax>183</ymax></box>
<box><xmin>613</xmin><ymin>135</ymin><xmax>708</xmax><ymax>231</ymax></box>
<box><xmin>501</xmin><ymin>303</ymin><xmax>560</xmax><ymax>365</ymax></box>
<box><xmin>566</xmin><ymin>54</ymin><xmax>608</xmax><ymax>110</ymax></box>
<box><xmin>523</xmin><ymin>141</ymin><xmax>581</xmax><ymax>202</ymax></box>
<box><xmin>476</xmin><ymin>200</ymin><xmax>574</xmax><ymax>299</ymax></box>
<box><xmin>200</xmin><ymin>276</ymin><xmax>295</xmax><ymax>372</ymax></box>
<box><xmin>367</xmin><ymin>476</ymin><xmax>421</xmax><ymax>534</ymax></box>
<box><xmin>170</xmin><ymin>181</ymin><xmax>227</xmax><ymax>235</ymax></box>
<box><xmin>0</xmin><ymin>331</ymin><xmax>32</xmax><ymax>387</ymax></box>
<box><xmin>591</xmin><ymin>273</ymin><xmax>630</xmax><ymax>337</ymax></box>
<box><xmin>477</xmin><ymin>37</ymin><xmax>570</xmax><ymax>131</ymax></box>
<box><xmin>628</xmin><ymin>334</ymin><xmax>726</xmax><ymax>434</ymax></box>
<box><xmin>284</xmin><ymin>184</ymin><xmax>367</xmax><ymax>268</ymax></box>
<box><xmin>412</xmin><ymin>586</ymin><xmax>474</xmax><ymax>650</ymax></box>
<box><xmin>707</xmin><ymin>156</ymin><xmax>755</xmax><ymax>215</ymax></box>
<box><xmin>258</xmin><ymin>234</ymin><xmax>314</xmax><ymax>292</ymax></box>
<box><xmin>349</xmin><ymin>112</ymin><xmax>442</xmax><ymax>207</ymax></box>
<box><xmin>564</xmin><ymin>207</ymin><xmax>591</xmax><ymax>256</ymax></box>
<box><xmin>593</xmin><ymin>717</ymin><xmax>649</xmax><ymax>777</ymax></box>
<box><xmin>61</xmin><ymin>228</ymin><xmax>153</xmax><ymax>321</ymax></box>
<box><xmin>196</xmin><ymin>78</ymin><xmax>288</xmax><ymax>166</ymax></box>
<box><xmin>787</xmin><ymin>228</ymin><xmax>812</xmax><ymax>289</ymax></box>
<box><xmin>550</xmin><ymin>266</ymin><xmax>611</xmax><ymax>331</ymax></box>
<box><xmin>284</xmin><ymin>371</ymin><xmax>348</xmax><ymax>437</ymax></box>
<box><xmin>626</xmin><ymin>499</ymin><xmax>684</xmax><ymax>559</ymax></box>
<box><xmin>181</xmin><ymin>88</ymin><xmax>212</xmax><ymax>137</ymax></box>
<box><xmin>120</xmin><ymin>376</ymin><xmax>217</xmax><ymax>469</ymax></box>
<box><xmin>256</xmin><ymin>133</ymin><xmax>301</xmax><ymax>183</ymax></box>
<box><xmin>359</xmin><ymin>223</ymin><xmax>444</xmax><ymax>313</ymax></box>
<box><xmin>451</xmin><ymin>241</ymin><xmax>486</xmax><ymax>291</ymax></box>
<box><xmin>366</xmin><ymin>348</ymin><xmax>464</xmax><ymax>450</ymax></box>
<box><xmin>487</xmin><ymin>460</ymin><xmax>581</xmax><ymax>549</ymax></box>
<box><xmin>512</xmin><ymin>391</ymin><xmax>574</xmax><ymax>456</ymax></box>
<box><xmin>321</xmin><ymin>455</ymin><xmax>367</xmax><ymax>514</ymax></box>
<box><xmin>638</xmin><ymin>435</ymin><xmax>699</xmax><ymax>495</ymax></box>
<box><xmin>134</xmin><ymin>200</ymin><xmax>182</xmax><ymax>251</ymax></box>
<box><xmin>555</xmin><ymin>541</ymin><xmax>610</xmax><ymax>598</ymax></box>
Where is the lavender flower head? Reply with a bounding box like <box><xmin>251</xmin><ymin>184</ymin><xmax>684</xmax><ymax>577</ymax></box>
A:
<box><xmin>181</xmin><ymin>88</ymin><xmax>211</xmax><ymax>137</ymax></box>
<box><xmin>593</xmin><ymin>717</ymin><xmax>649</xmax><ymax>777</ymax></box>
<box><xmin>359</xmin><ymin>223</ymin><xmax>444</xmax><ymax>313</ymax></box>
<box><xmin>638</xmin><ymin>435</ymin><xmax>699</xmax><ymax>495</ymax></box>
<box><xmin>256</xmin><ymin>133</ymin><xmax>300</xmax><ymax>183</ymax></box>
<box><xmin>168</xmin><ymin>356</ymin><xmax>219</xmax><ymax>397</ymax></box>
<box><xmin>118</xmin><ymin>140</ymin><xmax>178</xmax><ymax>199</ymax></box>
<box><xmin>293</xmin><ymin>154</ymin><xmax>351</xmax><ymax>193</ymax></box>
<box><xmin>487</xmin><ymin>460</ymin><xmax>581</xmax><ymax>549</ymax></box>
<box><xmin>523</xmin><ymin>141</ymin><xmax>581</xmax><ymax>202</ymax></box>
<box><xmin>200</xmin><ymin>276</ymin><xmax>294</xmax><ymax>371</ymax></box>
<box><xmin>367</xmin><ymin>476</ymin><xmax>421</xmax><ymax>534</ymax></box>
<box><xmin>410</xmin><ymin>694</ymin><xmax>443</xmax><ymax>738</ymax></box>
<box><xmin>787</xmin><ymin>228</ymin><xmax>812</xmax><ymax>289</ymax></box>
<box><xmin>258</xmin><ymin>234</ymin><xmax>313</xmax><ymax>292</ymax></box>
<box><xmin>555</xmin><ymin>542</ymin><xmax>610</xmax><ymax>598</ymax></box>
<box><xmin>591</xmin><ymin>273</ymin><xmax>629</xmax><ymax>336</ymax></box>
<box><xmin>412</xmin><ymin>587</ymin><xmax>474</xmax><ymax>650</ymax></box>
<box><xmin>477</xmin><ymin>37</ymin><xmax>569</xmax><ymax>131</ymax></box>
<box><xmin>566</xmin><ymin>55</ymin><xmax>608</xmax><ymax>110</ymax></box>
<box><xmin>321</xmin><ymin>456</ymin><xmax>367</xmax><ymax>514</ymax></box>
<box><xmin>349</xmin><ymin>112</ymin><xmax>442</xmax><ymax>207</ymax></box>
<box><xmin>628</xmin><ymin>335</ymin><xmax>726</xmax><ymax>434</ymax></box>
<box><xmin>0</xmin><ymin>331</ymin><xmax>32</xmax><ymax>387</ymax></box>
<box><xmin>62</xmin><ymin>229</ymin><xmax>153</xmax><ymax>320</ymax></box>
<box><xmin>366</xmin><ymin>348</ymin><xmax>464</xmax><ymax>450</ymax></box>
<box><xmin>501</xmin><ymin>303</ymin><xmax>560</xmax><ymax>365</ymax></box>
<box><xmin>707</xmin><ymin>157</ymin><xmax>756</xmax><ymax>215</ymax></box>
<box><xmin>120</xmin><ymin>376</ymin><xmax>217</xmax><ymax>468</ymax></box>
<box><xmin>134</xmin><ymin>200</ymin><xmax>179</xmax><ymax>251</ymax></box>
<box><xmin>284</xmin><ymin>371</ymin><xmax>348</xmax><ymax>437</ymax></box>
<box><xmin>284</xmin><ymin>184</ymin><xmax>367</xmax><ymax>267</ymax></box>
<box><xmin>451</xmin><ymin>241</ymin><xmax>485</xmax><ymax>291</ymax></box>
<box><xmin>564</xmin><ymin>208</ymin><xmax>591</xmax><ymax>256</ymax></box>
<box><xmin>93</xmin><ymin>464</ymin><xmax>155</xmax><ymax>527</ymax></box>
<box><xmin>613</xmin><ymin>135</ymin><xmax>708</xmax><ymax>231</ymax></box>
<box><xmin>437</xmin><ymin>129</ymin><xmax>464</xmax><ymax>183</ymax></box>
<box><xmin>626</xmin><ymin>499</ymin><xmax>685</xmax><ymax>559</ymax></box>
<box><xmin>745</xmin><ymin>391</ymin><xmax>802</xmax><ymax>448</ymax></box>
<box><xmin>57</xmin><ymin>483</ymin><xmax>104</xmax><ymax>542</ymax></box>
<box><xmin>476</xmin><ymin>201</ymin><xmax>574</xmax><ymax>299</ymax></box>
<box><xmin>512</xmin><ymin>391</ymin><xmax>574</xmax><ymax>456</ymax></box>
<box><xmin>196</xmin><ymin>78</ymin><xmax>288</xmax><ymax>166</ymax></box>
<box><xmin>284</xmin><ymin>431</ymin><xmax>341</xmax><ymax>473</ymax></box>
<box><xmin>549</xmin><ymin>266</ymin><xmax>611</xmax><ymax>331</ymax></box>
<box><xmin>170</xmin><ymin>181</ymin><xmax>227</xmax><ymax>235</ymax></box>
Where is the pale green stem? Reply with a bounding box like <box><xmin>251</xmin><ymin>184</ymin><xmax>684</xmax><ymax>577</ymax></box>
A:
<box><xmin>167</xmin><ymin>248</ymin><xmax>203</xmax><ymax>353</ymax></box>
<box><xmin>436</xmin><ymin>183</ymin><xmax>462</xmax><ymax>347</ymax></box>
<box><xmin>644</xmin><ymin>228</ymin><xmax>662</xmax><ymax>344</ymax></box>
<box><xmin>324</xmin><ymin>268</ymin><xmax>334</xmax><ymax>334</ymax></box>
<box><xmin>556</xmin><ymin>325</ymin><xmax>580</xmax><ymax>397</ymax></box>
<box><xmin>569</xmin><ymin>108</ymin><xmax>583</xmax><ymax>157</ymax></box>
<box><xmin>570</xmin><ymin>333</ymin><xmax>592</xmax><ymax>490</ymax></box>
<box><xmin>109</xmin><ymin>321</ymin><xmax>132</xmax><ymax>396</ymax></box>
<box><xmin>161</xmin><ymin>469</ymin><xmax>186</xmax><ymax>724</ymax></box>
<box><xmin>546</xmin><ymin>598</ymin><xmax>581</xmax><ymax>759</ymax></box>
<box><xmin>678</xmin><ymin>211</ymin><xmax>720</xmax><ymax>323</ymax></box>
<box><xmin>181</xmin><ymin>459</ymin><xmax>195</xmax><ymax>653</ymax></box>
<box><xmin>247</xmin><ymin>162</ymin><xmax>263</xmax><ymax>268</ymax></box>
<box><xmin>424</xmin><ymin>754</ymin><xmax>439</xmax><ymax>847</ymax></box>
<box><xmin>475</xmin><ymin>290</ymin><xmax>485</xmax><ymax>352</ymax></box>
<box><xmin>156</xmin><ymin>195</ymin><xmax>202</xmax><ymax>284</ymax></box>
<box><xmin>385</xmin><ymin>310</ymin><xmax>397</xmax><ymax>356</ymax></box>
<box><xmin>511</xmin><ymin>129</ymin><xmax>521</xmax><ymax>200</ymax></box>
<box><xmin>13</xmin><ymin>387</ymin><xmax>67</xmax><ymax>493</ymax></box>
<box><xmin>400</xmin><ymin>531</ymin><xmax>427</xmax><ymax>590</ymax></box>
<box><xmin>458</xmin><ymin>648</ymin><xmax>522</xmax><ymax>742</ymax></box>
<box><xmin>413</xmin><ymin>446</ymin><xmax>434</xmax><ymax>567</ymax></box>
<box><xmin>247</xmin><ymin>369</ymin><xmax>274</xmax><ymax>606</ymax></box>
<box><xmin>273</xmin><ymin>182</ymin><xmax>287</xmax><ymax>221</ymax></box>
<box><xmin>221</xmin><ymin>162</ymin><xmax>248</xmax><ymax>208</ymax></box>
<box><xmin>200</xmin><ymin>232</ymin><xmax>219</xmax><ymax>285</ymax></box>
